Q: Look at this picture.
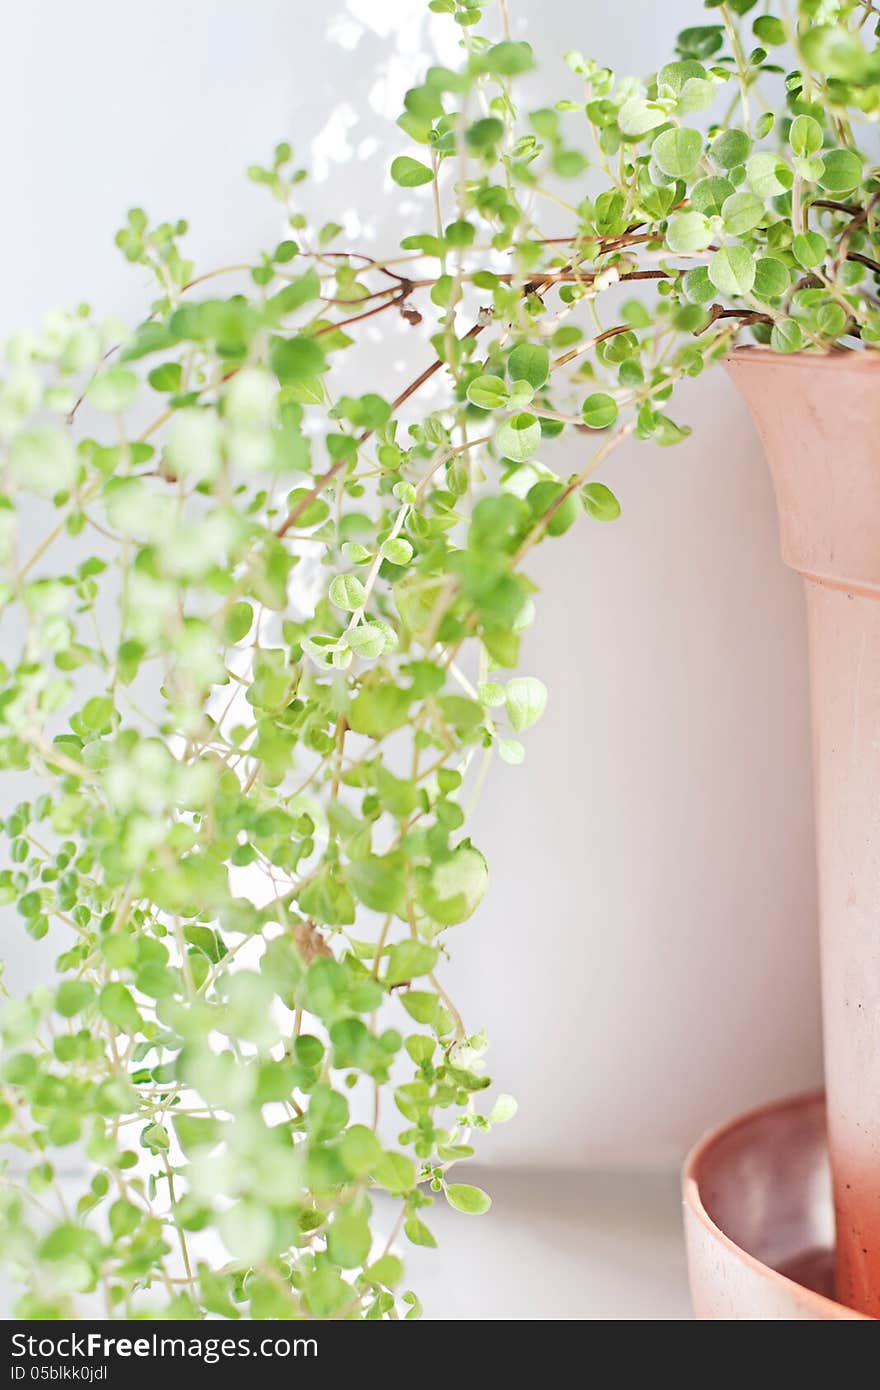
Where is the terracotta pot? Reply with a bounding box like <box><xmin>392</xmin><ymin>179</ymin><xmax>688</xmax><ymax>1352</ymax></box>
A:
<box><xmin>684</xmin><ymin>1091</ymin><xmax>866</xmax><ymax>1319</ymax></box>
<box><xmin>694</xmin><ymin>348</ymin><xmax>880</xmax><ymax>1318</ymax></box>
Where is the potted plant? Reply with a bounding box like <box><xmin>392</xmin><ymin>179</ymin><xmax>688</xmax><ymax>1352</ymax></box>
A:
<box><xmin>0</xmin><ymin>0</ymin><xmax>877</xmax><ymax>1321</ymax></box>
<box><xmin>667</xmin><ymin>1</ymin><xmax>880</xmax><ymax>1321</ymax></box>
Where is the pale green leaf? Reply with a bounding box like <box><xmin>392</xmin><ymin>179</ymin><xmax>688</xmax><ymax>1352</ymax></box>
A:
<box><xmin>445</xmin><ymin>1183</ymin><xmax>491</xmax><ymax>1215</ymax></box>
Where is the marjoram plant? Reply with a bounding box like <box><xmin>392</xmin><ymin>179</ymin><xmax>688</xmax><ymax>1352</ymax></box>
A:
<box><xmin>0</xmin><ymin>0</ymin><xmax>877</xmax><ymax>1320</ymax></box>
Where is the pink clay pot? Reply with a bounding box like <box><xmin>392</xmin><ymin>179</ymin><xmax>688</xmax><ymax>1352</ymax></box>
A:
<box><xmin>685</xmin><ymin>349</ymin><xmax>880</xmax><ymax>1319</ymax></box>
<box><xmin>683</xmin><ymin>1092</ymin><xmax>866</xmax><ymax>1319</ymax></box>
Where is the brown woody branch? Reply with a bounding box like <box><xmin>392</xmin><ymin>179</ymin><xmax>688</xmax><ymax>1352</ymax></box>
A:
<box><xmin>695</xmin><ymin>304</ymin><xmax>774</xmax><ymax>336</ymax></box>
<box><xmin>275</xmin><ymin>260</ymin><xmax>582</xmax><ymax>538</ymax></box>
<box><xmin>314</xmin><ymin>291</ymin><xmax>412</xmax><ymax>338</ymax></box>
<box><xmin>834</xmin><ymin>191</ymin><xmax>880</xmax><ymax>274</ymax></box>
<box><xmin>811</xmin><ymin>199</ymin><xmax>860</xmax><ymax>216</ymax></box>
<box><xmin>847</xmin><ymin>250</ymin><xmax>880</xmax><ymax>276</ymax></box>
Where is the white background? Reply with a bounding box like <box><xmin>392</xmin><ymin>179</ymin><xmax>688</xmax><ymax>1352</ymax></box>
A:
<box><xmin>0</xmin><ymin>0</ymin><xmax>822</xmax><ymax>1171</ymax></box>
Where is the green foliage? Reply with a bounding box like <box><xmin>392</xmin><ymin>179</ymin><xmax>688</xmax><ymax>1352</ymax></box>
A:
<box><xmin>1</xmin><ymin>0</ymin><xmax>878</xmax><ymax>1324</ymax></box>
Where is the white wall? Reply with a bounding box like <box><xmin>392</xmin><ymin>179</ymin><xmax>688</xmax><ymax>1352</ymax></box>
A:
<box><xmin>0</xmin><ymin>0</ymin><xmax>822</xmax><ymax>1168</ymax></box>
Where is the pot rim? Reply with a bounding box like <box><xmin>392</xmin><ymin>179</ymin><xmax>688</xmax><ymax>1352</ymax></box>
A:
<box><xmin>725</xmin><ymin>345</ymin><xmax>880</xmax><ymax>371</ymax></box>
<box><xmin>682</xmin><ymin>1088</ymin><xmax>869</xmax><ymax>1320</ymax></box>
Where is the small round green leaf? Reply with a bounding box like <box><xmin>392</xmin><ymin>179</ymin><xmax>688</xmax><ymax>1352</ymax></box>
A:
<box><xmin>445</xmin><ymin>1183</ymin><xmax>491</xmax><ymax>1215</ymax></box>
<box><xmin>55</xmin><ymin>981</ymin><xmax>94</xmax><ymax>1018</ymax></box>
<box><xmin>682</xmin><ymin>265</ymin><xmax>715</xmax><ymax>304</ymax></box>
<box><xmin>657</xmin><ymin>60</ymin><xmax>707</xmax><ymax>95</ymax></box>
<box><xmin>690</xmin><ymin>176</ymin><xmax>735</xmax><ymax>216</ymax></box>
<box><xmin>347</xmin><ymin>623</ymin><xmax>389</xmax><ymax>659</ymax></box>
<box><xmin>817</xmin><ymin>302</ymin><xmax>847</xmax><ymax>338</ymax></box>
<box><xmin>710</xmin><ymin>128</ymin><xmax>751</xmax><ymax>169</ymax></box>
<box><xmin>496</xmin><ymin>412</ymin><xmax>541</xmax><ymax>463</ymax></box>
<box><xmin>390</xmin><ymin>156</ymin><xmax>434</xmax><ymax>187</ymax></box>
<box><xmin>800</xmin><ymin>24</ymin><xmax>869</xmax><ymax>82</ymax></box>
<box><xmin>467</xmin><ymin>374</ymin><xmax>508</xmax><ymax>410</ymax></box>
<box><xmin>489</xmin><ymin>1093</ymin><xmax>519</xmax><ymax>1123</ymax></box>
<box><xmin>498</xmin><ymin>738</ymin><xmax>525</xmax><ymax>765</ymax></box>
<box><xmin>721</xmin><ymin>191</ymin><xmax>764</xmax><ymax>236</ymax></box>
<box><xmin>753</xmin><ymin>257</ymin><xmax>790</xmax><ymax>301</ymax></box>
<box><xmin>87</xmin><ymin>367</ymin><xmax>138</xmax><ymax>413</ymax></box>
<box><xmin>327</xmin><ymin>1203</ymin><xmax>372</xmax><ymax>1269</ymax></box>
<box><xmin>269</xmin><ymin>335</ymin><xmax>326</xmax><ymax>383</ymax></box>
<box><xmin>652</xmin><ymin>126</ymin><xmax>703</xmax><ymax>178</ymax></box>
<box><xmin>677</xmin><ymin>77</ymin><xmax>717</xmax><ymax>116</ymax></box>
<box><xmin>771</xmin><ymin>318</ymin><xmax>804</xmax><ymax>354</ymax></box>
<box><xmin>817</xmin><ymin>149</ymin><xmax>863</xmax><ymax>195</ymax></box>
<box><xmin>481</xmin><ymin>40</ymin><xmax>534</xmax><ymax>76</ymax></box>
<box><xmin>384</xmin><ymin>940</ymin><xmax>438</xmax><ymax>986</ymax></box>
<box><xmin>381</xmin><ymin>538</ymin><xmax>413</xmax><ymax>566</ymax></box>
<box><xmin>98</xmin><ymin>983</ymin><xmax>142</xmax><ymax>1035</ymax></box>
<box><xmin>792</xmin><ymin>231</ymin><xmax>826</xmax><ymax>270</ymax></box>
<box><xmin>746</xmin><ymin>152</ymin><xmax>792</xmax><ymax>198</ymax></box>
<box><xmin>507</xmin><ymin>343</ymin><xmax>550</xmax><ymax>389</ymax></box>
<box><xmin>339</xmin><ymin>1125</ymin><xmax>382</xmax><ymax>1177</ymax></box>
<box><xmin>789</xmin><ymin>114</ymin><xmax>822</xmax><ymax>158</ymax></box>
<box><xmin>329</xmin><ymin>574</ymin><xmax>367</xmax><ymax>612</ymax></box>
<box><xmin>372</xmin><ymin>1151</ymin><xmax>417</xmax><ymax>1195</ymax></box>
<box><xmin>666</xmin><ymin>211</ymin><xmax>712</xmax><ymax>254</ymax></box>
<box><xmin>753</xmin><ymin>15</ymin><xmax>786</xmax><ymax>46</ymax></box>
<box><xmin>581</xmin><ymin>482</ymin><xmax>621</xmax><ymax>521</ymax></box>
<box><xmin>10</xmin><ymin>428</ymin><xmax>78</xmax><ymax>497</ymax></box>
<box><xmin>581</xmin><ymin>393</ymin><xmax>618</xmax><ymax>429</ymax></box>
<box><xmin>505</xmin><ymin>676</ymin><xmax>548</xmax><ymax>732</ymax></box>
<box><xmin>416</xmin><ymin>843</ymin><xmax>488</xmax><ymax>926</ymax></box>
<box><xmin>617</xmin><ymin>98</ymin><xmax>666</xmax><ymax>138</ymax></box>
<box><xmin>708</xmin><ymin>246</ymin><xmax>756</xmax><ymax>297</ymax></box>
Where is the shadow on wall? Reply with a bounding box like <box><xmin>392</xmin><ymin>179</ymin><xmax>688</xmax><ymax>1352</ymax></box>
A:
<box><xmin>0</xmin><ymin>0</ymin><xmax>822</xmax><ymax>1167</ymax></box>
